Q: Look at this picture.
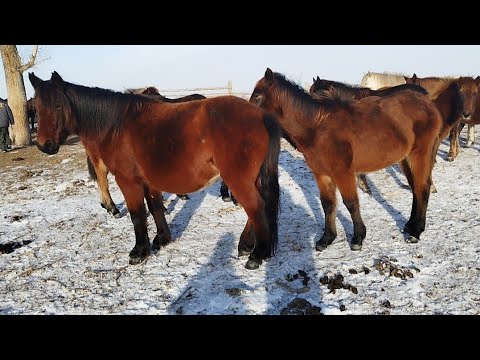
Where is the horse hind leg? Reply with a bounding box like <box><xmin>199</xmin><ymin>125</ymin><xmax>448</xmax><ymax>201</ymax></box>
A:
<box><xmin>238</xmin><ymin>219</ymin><xmax>255</xmax><ymax>257</ymax></box>
<box><xmin>335</xmin><ymin>173</ymin><xmax>366</xmax><ymax>251</ymax></box>
<box><xmin>403</xmin><ymin>145</ymin><xmax>436</xmax><ymax>243</ymax></box>
<box><xmin>447</xmin><ymin>124</ymin><xmax>460</xmax><ymax>161</ymax></box>
<box><xmin>223</xmin><ymin>172</ymin><xmax>279</xmax><ymax>270</ymax></box>
<box><xmin>315</xmin><ymin>175</ymin><xmax>339</xmax><ymax>251</ymax></box>
<box><xmin>87</xmin><ymin>156</ymin><xmax>120</xmax><ymax>218</ymax></box>
<box><xmin>143</xmin><ymin>185</ymin><xmax>172</xmax><ymax>253</ymax></box>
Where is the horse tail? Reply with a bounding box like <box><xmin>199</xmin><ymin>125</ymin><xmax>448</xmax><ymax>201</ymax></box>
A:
<box><xmin>87</xmin><ymin>156</ymin><xmax>97</xmax><ymax>182</ymax></box>
<box><xmin>258</xmin><ymin>112</ymin><xmax>281</xmax><ymax>256</ymax></box>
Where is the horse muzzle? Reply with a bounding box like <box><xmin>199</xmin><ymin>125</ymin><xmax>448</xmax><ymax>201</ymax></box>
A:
<box><xmin>37</xmin><ymin>140</ymin><xmax>59</xmax><ymax>155</ymax></box>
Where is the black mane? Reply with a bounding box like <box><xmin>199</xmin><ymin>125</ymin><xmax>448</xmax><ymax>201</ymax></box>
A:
<box><xmin>311</xmin><ymin>78</ymin><xmax>428</xmax><ymax>100</ymax></box>
<box><xmin>273</xmin><ymin>72</ymin><xmax>352</xmax><ymax>113</ymax></box>
<box><xmin>37</xmin><ymin>80</ymin><xmax>156</xmax><ymax>137</ymax></box>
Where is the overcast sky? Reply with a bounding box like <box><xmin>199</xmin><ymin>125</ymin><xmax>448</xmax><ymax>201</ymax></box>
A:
<box><xmin>1</xmin><ymin>45</ymin><xmax>479</xmax><ymax>99</ymax></box>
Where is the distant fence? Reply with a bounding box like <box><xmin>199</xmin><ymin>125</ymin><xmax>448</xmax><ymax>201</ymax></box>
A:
<box><xmin>159</xmin><ymin>81</ymin><xmax>252</xmax><ymax>100</ymax></box>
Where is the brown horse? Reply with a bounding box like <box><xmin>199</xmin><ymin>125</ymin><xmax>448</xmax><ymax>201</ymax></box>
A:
<box><xmin>251</xmin><ymin>68</ymin><xmax>442</xmax><ymax>251</ymax></box>
<box><xmin>85</xmin><ymin>87</ymin><xmax>208</xmax><ymax>217</ymax></box>
<box><xmin>27</xmin><ymin>97</ymin><xmax>36</xmax><ymax>132</ymax></box>
<box><xmin>309</xmin><ymin>77</ymin><xmax>428</xmax><ymax>194</ymax></box>
<box><xmin>29</xmin><ymin>71</ymin><xmax>281</xmax><ymax>270</ymax></box>
<box><xmin>404</xmin><ymin>73</ymin><xmax>480</xmax><ymax>161</ymax></box>
<box><xmin>126</xmin><ymin>87</ymin><xmax>237</xmax><ymax>203</ymax></box>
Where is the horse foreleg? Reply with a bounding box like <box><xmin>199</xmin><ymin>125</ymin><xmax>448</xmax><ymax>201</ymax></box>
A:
<box><xmin>335</xmin><ymin>173</ymin><xmax>366</xmax><ymax>251</ymax></box>
<box><xmin>116</xmin><ymin>176</ymin><xmax>151</xmax><ymax>264</ymax></box>
<box><xmin>447</xmin><ymin>124</ymin><xmax>460</xmax><ymax>161</ymax></box>
<box><xmin>315</xmin><ymin>175</ymin><xmax>338</xmax><ymax>251</ymax></box>
<box><xmin>143</xmin><ymin>185</ymin><xmax>172</xmax><ymax>253</ymax></box>
<box><xmin>467</xmin><ymin>125</ymin><xmax>475</xmax><ymax>147</ymax></box>
<box><xmin>356</xmin><ymin>173</ymin><xmax>371</xmax><ymax>194</ymax></box>
<box><xmin>87</xmin><ymin>155</ymin><xmax>120</xmax><ymax>218</ymax></box>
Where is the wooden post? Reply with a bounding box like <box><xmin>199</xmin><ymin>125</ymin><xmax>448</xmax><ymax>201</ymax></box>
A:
<box><xmin>228</xmin><ymin>80</ymin><xmax>233</xmax><ymax>96</ymax></box>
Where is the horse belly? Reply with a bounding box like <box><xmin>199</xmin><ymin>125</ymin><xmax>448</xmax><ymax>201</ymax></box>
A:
<box><xmin>143</xmin><ymin>158</ymin><xmax>221</xmax><ymax>195</ymax></box>
<box><xmin>353</xmin><ymin>138</ymin><xmax>410</xmax><ymax>173</ymax></box>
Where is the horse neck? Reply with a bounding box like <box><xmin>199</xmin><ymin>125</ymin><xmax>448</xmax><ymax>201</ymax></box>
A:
<box><xmin>433</xmin><ymin>82</ymin><xmax>461</xmax><ymax>137</ymax></box>
<box><xmin>273</xmin><ymin>91</ymin><xmax>323</xmax><ymax>149</ymax></box>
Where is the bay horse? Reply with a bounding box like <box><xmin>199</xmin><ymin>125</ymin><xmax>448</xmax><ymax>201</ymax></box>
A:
<box><xmin>251</xmin><ymin>68</ymin><xmax>442</xmax><ymax>251</ymax></box>
<box><xmin>126</xmin><ymin>87</ymin><xmax>237</xmax><ymax>203</ymax></box>
<box><xmin>29</xmin><ymin>71</ymin><xmax>281</xmax><ymax>270</ymax></box>
<box><xmin>404</xmin><ymin>73</ymin><xmax>480</xmax><ymax>161</ymax></box>
<box><xmin>360</xmin><ymin>71</ymin><xmax>406</xmax><ymax>90</ymax></box>
<box><xmin>309</xmin><ymin>77</ymin><xmax>428</xmax><ymax>194</ymax></box>
<box><xmin>85</xmin><ymin>86</ymin><xmax>208</xmax><ymax>217</ymax></box>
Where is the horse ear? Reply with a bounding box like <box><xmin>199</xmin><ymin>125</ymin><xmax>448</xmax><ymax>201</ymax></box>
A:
<box><xmin>29</xmin><ymin>72</ymin><xmax>42</xmax><ymax>90</ymax></box>
<box><xmin>51</xmin><ymin>71</ymin><xmax>64</xmax><ymax>84</ymax></box>
<box><xmin>412</xmin><ymin>73</ymin><xmax>418</xmax><ymax>81</ymax></box>
<box><xmin>313</xmin><ymin>77</ymin><xmax>316</xmax><ymax>84</ymax></box>
<box><xmin>316</xmin><ymin>76</ymin><xmax>321</xmax><ymax>82</ymax></box>
<box><xmin>475</xmin><ymin>76</ymin><xmax>480</xmax><ymax>87</ymax></box>
<box><xmin>265</xmin><ymin>68</ymin><xmax>274</xmax><ymax>81</ymax></box>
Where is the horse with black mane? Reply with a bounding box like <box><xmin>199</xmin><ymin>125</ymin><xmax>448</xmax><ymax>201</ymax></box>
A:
<box><xmin>30</xmin><ymin>71</ymin><xmax>281</xmax><ymax>270</ymax></box>
<box><xmin>125</xmin><ymin>87</ymin><xmax>237</xmax><ymax>204</ymax></box>
<box><xmin>404</xmin><ymin>73</ymin><xmax>480</xmax><ymax>161</ymax></box>
<box><xmin>251</xmin><ymin>68</ymin><xmax>442</xmax><ymax>252</ymax></box>
<box><xmin>85</xmin><ymin>86</ymin><xmax>208</xmax><ymax>216</ymax></box>
<box><xmin>309</xmin><ymin>76</ymin><xmax>428</xmax><ymax>194</ymax></box>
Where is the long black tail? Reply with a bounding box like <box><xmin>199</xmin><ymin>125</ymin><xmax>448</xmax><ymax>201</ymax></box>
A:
<box><xmin>87</xmin><ymin>156</ymin><xmax>97</xmax><ymax>182</ymax></box>
<box><xmin>258</xmin><ymin>112</ymin><xmax>281</xmax><ymax>256</ymax></box>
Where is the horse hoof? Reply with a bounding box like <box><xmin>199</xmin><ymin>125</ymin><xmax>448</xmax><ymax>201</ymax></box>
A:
<box><xmin>406</xmin><ymin>236</ymin><xmax>419</xmax><ymax>243</ymax></box>
<box><xmin>151</xmin><ymin>235</ymin><xmax>171</xmax><ymax>253</ymax></box>
<box><xmin>238</xmin><ymin>248</ymin><xmax>252</xmax><ymax>257</ymax></box>
<box><xmin>446</xmin><ymin>156</ymin><xmax>455</xmax><ymax>162</ymax></box>
<box><xmin>350</xmin><ymin>243</ymin><xmax>362</xmax><ymax>251</ymax></box>
<box><xmin>113</xmin><ymin>211</ymin><xmax>122</xmax><ymax>219</ymax></box>
<box><xmin>245</xmin><ymin>257</ymin><xmax>262</xmax><ymax>270</ymax></box>
<box><xmin>222</xmin><ymin>196</ymin><xmax>232</xmax><ymax>202</ymax></box>
<box><xmin>178</xmin><ymin>194</ymin><xmax>189</xmax><ymax>201</ymax></box>
<box><xmin>129</xmin><ymin>256</ymin><xmax>147</xmax><ymax>265</ymax></box>
<box><xmin>315</xmin><ymin>243</ymin><xmax>328</xmax><ymax>252</ymax></box>
<box><xmin>430</xmin><ymin>184</ymin><xmax>438</xmax><ymax>194</ymax></box>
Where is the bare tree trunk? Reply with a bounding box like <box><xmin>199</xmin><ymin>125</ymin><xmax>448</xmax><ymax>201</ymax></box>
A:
<box><xmin>1</xmin><ymin>45</ymin><xmax>37</xmax><ymax>146</ymax></box>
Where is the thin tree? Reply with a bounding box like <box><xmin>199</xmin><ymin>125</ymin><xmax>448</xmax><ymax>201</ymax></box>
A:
<box><xmin>0</xmin><ymin>45</ymin><xmax>39</xmax><ymax>146</ymax></box>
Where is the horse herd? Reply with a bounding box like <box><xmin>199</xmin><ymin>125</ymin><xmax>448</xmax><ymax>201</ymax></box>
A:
<box><xmin>27</xmin><ymin>69</ymin><xmax>480</xmax><ymax>270</ymax></box>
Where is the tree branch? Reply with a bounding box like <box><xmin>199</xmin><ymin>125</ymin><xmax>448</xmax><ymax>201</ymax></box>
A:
<box><xmin>17</xmin><ymin>45</ymin><xmax>39</xmax><ymax>73</ymax></box>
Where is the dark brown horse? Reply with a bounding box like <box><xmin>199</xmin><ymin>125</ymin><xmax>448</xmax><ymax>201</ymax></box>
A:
<box><xmin>27</xmin><ymin>97</ymin><xmax>36</xmax><ymax>132</ymax></box>
<box><xmin>251</xmin><ymin>68</ymin><xmax>442</xmax><ymax>251</ymax></box>
<box><xmin>309</xmin><ymin>77</ymin><xmax>428</xmax><ymax>194</ymax></box>
<box><xmin>29</xmin><ymin>71</ymin><xmax>281</xmax><ymax>270</ymax></box>
<box><xmin>85</xmin><ymin>87</ymin><xmax>208</xmax><ymax>217</ymax></box>
<box><xmin>404</xmin><ymin>74</ymin><xmax>480</xmax><ymax>161</ymax></box>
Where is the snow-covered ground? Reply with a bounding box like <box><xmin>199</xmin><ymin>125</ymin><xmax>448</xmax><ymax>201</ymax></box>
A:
<box><xmin>1</xmin><ymin>132</ymin><xmax>479</xmax><ymax>315</ymax></box>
